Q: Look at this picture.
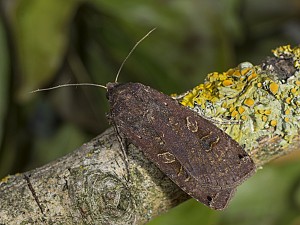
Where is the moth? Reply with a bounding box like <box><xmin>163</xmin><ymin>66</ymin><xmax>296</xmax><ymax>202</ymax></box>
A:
<box><xmin>33</xmin><ymin>29</ymin><xmax>256</xmax><ymax>210</ymax></box>
<box><xmin>107</xmin><ymin>82</ymin><xmax>255</xmax><ymax>209</ymax></box>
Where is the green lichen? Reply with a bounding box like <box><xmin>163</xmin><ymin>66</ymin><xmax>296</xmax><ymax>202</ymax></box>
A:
<box><xmin>0</xmin><ymin>175</ymin><xmax>10</xmax><ymax>184</ymax></box>
<box><xmin>176</xmin><ymin>45</ymin><xmax>300</xmax><ymax>162</ymax></box>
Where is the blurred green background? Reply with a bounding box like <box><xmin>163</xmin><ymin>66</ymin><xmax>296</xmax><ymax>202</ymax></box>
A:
<box><xmin>1</xmin><ymin>0</ymin><xmax>300</xmax><ymax>224</ymax></box>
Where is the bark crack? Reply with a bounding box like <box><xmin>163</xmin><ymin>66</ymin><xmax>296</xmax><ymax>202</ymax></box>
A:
<box><xmin>24</xmin><ymin>174</ymin><xmax>44</xmax><ymax>215</ymax></box>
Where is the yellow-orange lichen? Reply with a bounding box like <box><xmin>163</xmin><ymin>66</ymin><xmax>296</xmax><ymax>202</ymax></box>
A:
<box><xmin>270</xmin><ymin>82</ymin><xmax>279</xmax><ymax>95</ymax></box>
<box><xmin>244</xmin><ymin>98</ymin><xmax>255</xmax><ymax>107</ymax></box>
<box><xmin>176</xmin><ymin>45</ymin><xmax>300</xmax><ymax>155</ymax></box>
<box><xmin>270</xmin><ymin>120</ymin><xmax>277</xmax><ymax>127</ymax></box>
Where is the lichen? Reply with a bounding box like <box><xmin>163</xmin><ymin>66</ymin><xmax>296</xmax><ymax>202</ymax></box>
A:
<box><xmin>176</xmin><ymin>45</ymin><xmax>300</xmax><ymax>161</ymax></box>
<box><xmin>0</xmin><ymin>175</ymin><xmax>10</xmax><ymax>184</ymax></box>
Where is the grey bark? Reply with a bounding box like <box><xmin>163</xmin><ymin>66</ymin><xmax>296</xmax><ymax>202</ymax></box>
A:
<box><xmin>0</xmin><ymin>127</ymin><xmax>189</xmax><ymax>224</ymax></box>
<box><xmin>1</xmin><ymin>124</ymin><xmax>299</xmax><ymax>224</ymax></box>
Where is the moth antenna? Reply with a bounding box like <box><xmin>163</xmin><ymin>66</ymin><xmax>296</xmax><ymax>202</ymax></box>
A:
<box><xmin>31</xmin><ymin>28</ymin><xmax>156</xmax><ymax>94</ymax></box>
<box><xmin>114</xmin><ymin>27</ymin><xmax>157</xmax><ymax>83</ymax></box>
<box><xmin>30</xmin><ymin>83</ymin><xmax>107</xmax><ymax>93</ymax></box>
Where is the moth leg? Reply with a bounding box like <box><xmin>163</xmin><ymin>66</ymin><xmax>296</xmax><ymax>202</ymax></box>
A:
<box><xmin>112</xmin><ymin>120</ymin><xmax>131</xmax><ymax>181</ymax></box>
<box><xmin>108</xmin><ymin>112</ymin><xmax>128</xmax><ymax>160</ymax></box>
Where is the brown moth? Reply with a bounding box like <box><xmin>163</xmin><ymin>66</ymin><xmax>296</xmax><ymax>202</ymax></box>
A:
<box><xmin>106</xmin><ymin>82</ymin><xmax>255</xmax><ymax>210</ymax></box>
<box><xmin>33</xmin><ymin>29</ymin><xmax>256</xmax><ymax>210</ymax></box>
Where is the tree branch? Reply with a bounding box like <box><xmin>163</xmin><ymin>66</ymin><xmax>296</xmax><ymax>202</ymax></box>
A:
<box><xmin>1</xmin><ymin>45</ymin><xmax>300</xmax><ymax>224</ymax></box>
<box><xmin>0</xmin><ymin>127</ymin><xmax>189</xmax><ymax>224</ymax></box>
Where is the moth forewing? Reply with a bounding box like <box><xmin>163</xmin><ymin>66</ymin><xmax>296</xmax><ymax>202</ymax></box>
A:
<box><xmin>107</xmin><ymin>82</ymin><xmax>255</xmax><ymax>209</ymax></box>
